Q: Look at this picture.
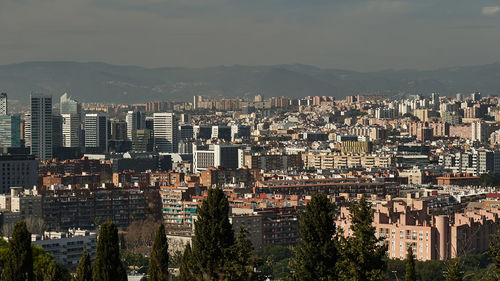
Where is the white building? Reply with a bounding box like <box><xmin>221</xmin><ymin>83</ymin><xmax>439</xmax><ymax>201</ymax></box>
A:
<box><xmin>62</xmin><ymin>114</ymin><xmax>81</xmax><ymax>147</ymax></box>
<box><xmin>193</xmin><ymin>144</ymin><xmax>239</xmax><ymax>172</ymax></box>
<box><xmin>153</xmin><ymin>113</ymin><xmax>178</xmax><ymax>153</ymax></box>
<box><xmin>32</xmin><ymin>229</ymin><xmax>97</xmax><ymax>268</ymax></box>
<box><xmin>85</xmin><ymin>113</ymin><xmax>108</xmax><ymax>153</ymax></box>
<box><xmin>126</xmin><ymin>111</ymin><xmax>145</xmax><ymax>141</ymax></box>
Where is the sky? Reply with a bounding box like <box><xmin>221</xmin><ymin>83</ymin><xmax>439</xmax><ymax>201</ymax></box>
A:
<box><xmin>1</xmin><ymin>0</ymin><xmax>500</xmax><ymax>71</ymax></box>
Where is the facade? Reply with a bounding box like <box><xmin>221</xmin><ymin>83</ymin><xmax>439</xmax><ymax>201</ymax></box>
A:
<box><xmin>32</xmin><ymin>229</ymin><xmax>97</xmax><ymax>268</ymax></box>
<box><xmin>132</xmin><ymin>129</ymin><xmax>153</xmax><ymax>152</ymax></box>
<box><xmin>84</xmin><ymin>113</ymin><xmax>108</xmax><ymax>153</ymax></box>
<box><xmin>193</xmin><ymin>144</ymin><xmax>239</xmax><ymax>172</ymax></box>
<box><xmin>30</xmin><ymin>94</ymin><xmax>53</xmax><ymax>161</ymax></box>
<box><xmin>41</xmin><ymin>185</ymin><xmax>161</xmax><ymax>230</ymax></box>
<box><xmin>0</xmin><ymin>115</ymin><xmax>21</xmax><ymax>148</ymax></box>
<box><xmin>62</xmin><ymin>114</ymin><xmax>81</xmax><ymax>147</ymax></box>
<box><xmin>0</xmin><ymin>155</ymin><xmax>38</xmax><ymax>194</ymax></box>
<box><xmin>59</xmin><ymin>93</ymin><xmax>80</xmax><ymax>115</ymax></box>
<box><xmin>341</xmin><ymin>141</ymin><xmax>373</xmax><ymax>154</ymax></box>
<box><xmin>336</xmin><ymin>199</ymin><xmax>499</xmax><ymax>261</ymax></box>
<box><xmin>153</xmin><ymin>113</ymin><xmax>178</xmax><ymax>153</ymax></box>
<box><xmin>126</xmin><ymin>111</ymin><xmax>145</xmax><ymax>140</ymax></box>
<box><xmin>302</xmin><ymin>153</ymin><xmax>392</xmax><ymax>170</ymax></box>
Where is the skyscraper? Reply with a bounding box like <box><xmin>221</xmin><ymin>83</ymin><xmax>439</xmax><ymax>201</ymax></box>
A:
<box><xmin>0</xmin><ymin>115</ymin><xmax>21</xmax><ymax>148</ymax></box>
<box><xmin>62</xmin><ymin>114</ymin><xmax>81</xmax><ymax>147</ymax></box>
<box><xmin>125</xmin><ymin>111</ymin><xmax>145</xmax><ymax>140</ymax></box>
<box><xmin>85</xmin><ymin>113</ymin><xmax>108</xmax><ymax>153</ymax></box>
<box><xmin>30</xmin><ymin>94</ymin><xmax>53</xmax><ymax>161</ymax></box>
<box><xmin>0</xmin><ymin>93</ymin><xmax>7</xmax><ymax>115</ymax></box>
<box><xmin>153</xmin><ymin>113</ymin><xmax>178</xmax><ymax>153</ymax></box>
<box><xmin>60</xmin><ymin>93</ymin><xmax>80</xmax><ymax>115</ymax></box>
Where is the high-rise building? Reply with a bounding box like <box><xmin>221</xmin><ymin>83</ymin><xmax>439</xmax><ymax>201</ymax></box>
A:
<box><xmin>471</xmin><ymin>122</ymin><xmax>488</xmax><ymax>143</ymax></box>
<box><xmin>30</xmin><ymin>94</ymin><xmax>53</xmax><ymax>161</ymax></box>
<box><xmin>153</xmin><ymin>113</ymin><xmax>178</xmax><ymax>153</ymax></box>
<box><xmin>125</xmin><ymin>111</ymin><xmax>145</xmax><ymax>140</ymax></box>
<box><xmin>0</xmin><ymin>115</ymin><xmax>21</xmax><ymax>148</ymax></box>
<box><xmin>132</xmin><ymin>129</ymin><xmax>153</xmax><ymax>152</ymax></box>
<box><xmin>52</xmin><ymin>115</ymin><xmax>63</xmax><ymax>148</ymax></box>
<box><xmin>0</xmin><ymin>93</ymin><xmax>7</xmax><ymax>115</ymax></box>
<box><xmin>110</xmin><ymin>120</ymin><xmax>127</xmax><ymax>141</ymax></box>
<box><xmin>62</xmin><ymin>114</ymin><xmax>81</xmax><ymax>147</ymax></box>
<box><xmin>85</xmin><ymin>113</ymin><xmax>108</xmax><ymax>153</ymax></box>
<box><xmin>60</xmin><ymin>93</ymin><xmax>80</xmax><ymax>115</ymax></box>
<box><xmin>23</xmin><ymin>113</ymin><xmax>31</xmax><ymax>147</ymax></box>
<box><xmin>193</xmin><ymin>143</ymin><xmax>239</xmax><ymax>172</ymax></box>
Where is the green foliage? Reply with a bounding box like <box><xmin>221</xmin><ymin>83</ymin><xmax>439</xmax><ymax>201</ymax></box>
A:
<box><xmin>256</xmin><ymin>245</ymin><xmax>294</xmax><ymax>280</ymax></box>
<box><xmin>149</xmin><ymin>224</ymin><xmax>169</xmax><ymax>281</ymax></box>
<box><xmin>444</xmin><ymin>258</ymin><xmax>463</xmax><ymax>281</ymax></box>
<box><xmin>337</xmin><ymin>197</ymin><xmax>387</xmax><ymax>281</ymax></box>
<box><xmin>488</xmin><ymin>222</ymin><xmax>500</xmax><ymax>280</ymax></box>
<box><xmin>290</xmin><ymin>193</ymin><xmax>337</xmax><ymax>281</ymax></box>
<box><xmin>180</xmin><ymin>187</ymin><xmax>235</xmax><ymax>280</ymax></box>
<box><xmin>43</xmin><ymin>259</ymin><xmax>71</xmax><ymax>281</ymax></box>
<box><xmin>480</xmin><ymin>173</ymin><xmax>500</xmax><ymax>187</ymax></box>
<box><xmin>405</xmin><ymin>246</ymin><xmax>416</xmax><ymax>281</ymax></box>
<box><xmin>179</xmin><ymin>244</ymin><xmax>193</xmax><ymax>281</ymax></box>
<box><xmin>224</xmin><ymin>227</ymin><xmax>259</xmax><ymax>281</ymax></box>
<box><xmin>3</xmin><ymin>221</ymin><xmax>34</xmax><ymax>281</ymax></box>
<box><xmin>92</xmin><ymin>221</ymin><xmax>127</xmax><ymax>281</ymax></box>
<box><xmin>122</xmin><ymin>252</ymin><xmax>149</xmax><ymax>273</ymax></box>
<box><xmin>75</xmin><ymin>247</ymin><xmax>92</xmax><ymax>281</ymax></box>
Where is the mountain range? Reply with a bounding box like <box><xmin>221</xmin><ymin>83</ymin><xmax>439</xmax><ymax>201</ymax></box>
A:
<box><xmin>1</xmin><ymin>61</ymin><xmax>500</xmax><ymax>104</ymax></box>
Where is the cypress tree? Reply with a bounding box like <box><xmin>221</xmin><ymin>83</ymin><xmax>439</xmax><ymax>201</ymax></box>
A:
<box><xmin>291</xmin><ymin>193</ymin><xmax>337</xmax><ymax>281</ymax></box>
<box><xmin>3</xmin><ymin>221</ymin><xmax>34</xmax><ymax>281</ymax></box>
<box><xmin>180</xmin><ymin>187</ymin><xmax>235</xmax><ymax>280</ymax></box>
<box><xmin>179</xmin><ymin>244</ymin><xmax>194</xmax><ymax>281</ymax></box>
<box><xmin>92</xmin><ymin>221</ymin><xmax>127</xmax><ymax>281</ymax></box>
<box><xmin>149</xmin><ymin>223</ymin><xmax>169</xmax><ymax>281</ymax></box>
<box><xmin>75</xmin><ymin>247</ymin><xmax>92</xmax><ymax>281</ymax></box>
<box><xmin>488</xmin><ymin>223</ymin><xmax>500</xmax><ymax>281</ymax></box>
<box><xmin>224</xmin><ymin>226</ymin><xmax>258</xmax><ymax>281</ymax></box>
<box><xmin>444</xmin><ymin>258</ymin><xmax>463</xmax><ymax>281</ymax></box>
<box><xmin>337</xmin><ymin>197</ymin><xmax>387</xmax><ymax>281</ymax></box>
<box><xmin>405</xmin><ymin>246</ymin><xmax>416</xmax><ymax>281</ymax></box>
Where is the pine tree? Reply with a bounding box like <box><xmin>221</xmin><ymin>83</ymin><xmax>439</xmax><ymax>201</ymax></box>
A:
<box><xmin>3</xmin><ymin>221</ymin><xmax>34</xmax><ymax>281</ymax></box>
<box><xmin>337</xmin><ymin>197</ymin><xmax>387</xmax><ymax>281</ymax></box>
<box><xmin>75</xmin><ymin>247</ymin><xmax>92</xmax><ymax>281</ymax></box>
<box><xmin>405</xmin><ymin>246</ymin><xmax>416</xmax><ymax>281</ymax></box>
<box><xmin>224</xmin><ymin>226</ymin><xmax>258</xmax><ymax>281</ymax></box>
<box><xmin>149</xmin><ymin>223</ymin><xmax>169</xmax><ymax>281</ymax></box>
<box><xmin>92</xmin><ymin>221</ymin><xmax>127</xmax><ymax>281</ymax></box>
<box><xmin>43</xmin><ymin>259</ymin><xmax>71</xmax><ymax>281</ymax></box>
<box><xmin>179</xmin><ymin>187</ymin><xmax>235</xmax><ymax>280</ymax></box>
<box><xmin>444</xmin><ymin>258</ymin><xmax>463</xmax><ymax>281</ymax></box>
<box><xmin>291</xmin><ymin>193</ymin><xmax>337</xmax><ymax>281</ymax></box>
<box><xmin>488</xmin><ymin>223</ymin><xmax>500</xmax><ymax>281</ymax></box>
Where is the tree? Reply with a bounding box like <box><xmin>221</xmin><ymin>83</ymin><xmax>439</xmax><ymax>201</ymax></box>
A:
<box><xmin>224</xmin><ymin>227</ymin><xmax>258</xmax><ymax>281</ymax></box>
<box><xmin>179</xmin><ymin>187</ymin><xmax>235</xmax><ymax>280</ymax></box>
<box><xmin>179</xmin><ymin>244</ymin><xmax>194</xmax><ymax>281</ymax></box>
<box><xmin>3</xmin><ymin>221</ymin><xmax>34</xmax><ymax>281</ymax></box>
<box><xmin>337</xmin><ymin>197</ymin><xmax>387</xmax><ymax>281</ymax></box>
<box><xmin>291</xmin><ymin>193</ymin><xmax>337</xmax><ymax>281</ymax></box>
<box><xmin>149</xmin><ymin>223</ymin><xmax>169</xmax><ymax>281</ymax></box>
<box><xmin>75</xmin><ymin>247</ymin><xmax>92</xmax><ymax>281</ymax></box>
<box><xmin>92</xmin><ymin>221</ymin><xmax>127</xmax><ymax>281</ymax></box>
<box><xmin>405</xmin><ymin>246</ymin><xmax>416</xmax><ymax>281</ymax></box>
<box><xmin>444</xmin><ymin>258</ymin><xmax>463</xmax><ymax>281</ymax></box>
<box><xmin>43</xmin><ymin>259</ymin><xmax>71</xmax><ymax>281</ymax></box>
<box><xmin>488</xmin><ymin>223</ymin><xmax>500</xmax><ymax>281</ymax></box>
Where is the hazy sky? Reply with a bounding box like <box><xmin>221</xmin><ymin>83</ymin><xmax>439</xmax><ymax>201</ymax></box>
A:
<box><xmin>1</xmin><ymin>0</ymin><xmax>500</xmax><ymax>71</ymax></box>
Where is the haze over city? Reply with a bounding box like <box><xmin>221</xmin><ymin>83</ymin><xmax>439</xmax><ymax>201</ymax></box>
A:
<box><xmin>1</xmin><ymin>0</ymin><xmax>500</xmax><ymax>71</ymax></box>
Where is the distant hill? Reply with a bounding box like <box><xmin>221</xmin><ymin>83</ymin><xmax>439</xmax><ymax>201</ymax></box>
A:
<box><xmin>1</xmin><ymin>61</ymin><xmax>500</xmax><ymax>104</ymax></box>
